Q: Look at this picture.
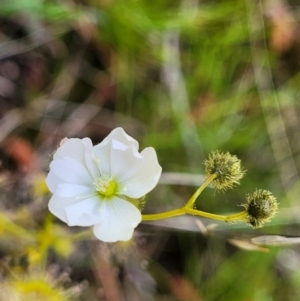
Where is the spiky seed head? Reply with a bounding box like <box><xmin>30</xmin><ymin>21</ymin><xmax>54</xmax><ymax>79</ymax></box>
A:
<box><xmin>203</xmin><ymin>150</ymin><xmax>245</xmax><ymax>191</ymax></box>
<box><xmin>242</xmin><ymin>189</ymin><xmax>278</xmax><ymax>228</ymax></box>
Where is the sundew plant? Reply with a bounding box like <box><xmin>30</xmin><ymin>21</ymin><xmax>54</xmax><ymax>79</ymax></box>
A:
<box><xmin>0</xmin><ymin>0</ymin><xmax>300</xmax><ymax>300</ymax></box>
<box><xmin>47</xmin><ymin>127</ymin><xmax>278</xmax><ymax>242</ymax></box>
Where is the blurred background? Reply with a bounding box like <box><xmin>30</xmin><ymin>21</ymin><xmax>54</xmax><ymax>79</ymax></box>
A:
<box><xmin>1</xmin><ymin>0</ymin><xmax>300</xmax><ymax>300</ymax></box>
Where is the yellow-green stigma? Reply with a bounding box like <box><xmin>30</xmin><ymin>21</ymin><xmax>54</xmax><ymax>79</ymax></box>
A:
<box><xmin>203</xmin><ymin>150</ymin><xmax>245</xmax><ymax>191</ymax></box>
<box><xmin>94</xmin><ymin>176</ymin><xmax>117</xmax><ymax>197</ymax></box>
<box><xmin>242</xmin><ymin>189</ymin><xmax>278</xmax><ymax>228</ymax></box>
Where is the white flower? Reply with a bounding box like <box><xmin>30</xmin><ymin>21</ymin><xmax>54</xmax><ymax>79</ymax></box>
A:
<box><xmin>46</xmin><ymin>127</ymin><xmax>162</xmax><ymax>242</ymax></box>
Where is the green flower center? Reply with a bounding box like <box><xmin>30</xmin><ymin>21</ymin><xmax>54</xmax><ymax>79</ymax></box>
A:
<box><xmin>94</xmin><ymin>176</ymin><xmax>117</xmax><ymax>197</ymax></box>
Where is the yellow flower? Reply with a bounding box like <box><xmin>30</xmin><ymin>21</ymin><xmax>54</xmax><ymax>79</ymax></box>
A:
<box><xmin>0</xmin><ymin>270</ymin><xmax>76</xmax><ymax>301</ymax></box>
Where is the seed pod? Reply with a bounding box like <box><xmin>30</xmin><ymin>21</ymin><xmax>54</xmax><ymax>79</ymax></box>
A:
<box><xmin>203</xmin><ymin>150</ymin><xmax>245</xmax><ymax>191</ymax></box>
<box><xmin>242</xmin><ymin>189</ymin><xmax>278</xmax><ymax>228</ymax></box>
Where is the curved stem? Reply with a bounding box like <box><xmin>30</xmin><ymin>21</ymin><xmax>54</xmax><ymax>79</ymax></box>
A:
<box><xmin>142</xmin><ymin>208</ymin><xmax>185</xmax><ymax>221</ymax></box>
<box><xmin>185</xmin><ymin>173</ymin><xmax>217</xmax><ymax>208</ymax></box>
<box><xmin>142</xmin><ymin>206</ymin><xmax>248</xmax><ymax>224</ymax></box>
<box><xmin>223</xmin><ymin>211</ymin><xmax>248</xmax><ymax>222</ymax></box>
<box><xmin>185</xmin><ymin>208</ymin><xmax>226</xmax><ymax>221</ymax></box>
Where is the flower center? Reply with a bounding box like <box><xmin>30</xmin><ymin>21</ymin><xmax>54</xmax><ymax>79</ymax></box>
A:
<box><xmin>94</xmin><ymin>176</ymin><xmax>117</xmax><ymax>197</ymax></box>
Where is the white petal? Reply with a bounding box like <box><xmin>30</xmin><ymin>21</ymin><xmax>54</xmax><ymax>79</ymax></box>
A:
<box><xmin>110</xmin><ymin>142</ymin><xmax>143</xmax><ymax>179</ymax></box>
<box><xmin>93</xmin><ymin>140</ymin><xmax>112</xmax><ymax>176</ymax></box>
<box><xmin>46</xmin><ymin>173</ymin><xmax>62</xmax><ymax>194</ymax></box>
<box><xmin>55</xmin><ymin>183</ymin><xmax>94</xmax><ymax>198</ymax></box>
<box><xmin>46</xmin><ymin>157</ymin><xmax>93</xmax><ymax>193</ymax></box>
<box><xmin>92</xmin><ymin>197</ymin><xmax>141</xmax><ymax>242</ymax></box>
<box><xmin>52</xmin><ymin>137</ymin><xmax>99</xmax><ymax>179</ymax></box>
<box><xmin>119</xmin><ymin>147</ymin><xmax>162</xmax><ymax>198</ymax></box>
<box><xmin>82</xmin><ymin>138</ymin><xmax>101</xmax><ymax>178</ymax></box>
<box><xmin>93</xmin><ymin>128</ymin><xmax>142</xmax><ymax>177</ymax></box>
<box><xmin>99</xmin><ymin>127</ymin><xmax>139</xmax><ymax>150</ymax></box>
<box><xmin>53</xmin><ymin>138</ymin><xmax>89</xmax><ymax>161</ymax></box>
<box><xmin>94</xmin><ymin>139</ymin><xmax>139</xmax><ymax>176</ymax></box>
<box><xmin>48</xmin><ymin>195</ymin><xmax>76</xmax><ymax>224</ymax></box>
<box><xmin>49</xmin><ymin>195</ymin><xmax>103</xmax><ymax>226</ymax></box>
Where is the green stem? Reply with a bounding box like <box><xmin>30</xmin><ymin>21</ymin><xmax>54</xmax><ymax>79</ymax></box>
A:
<box><xmin>142</xmin><ymin>173</ymin><xmax>248</xmax><ymax>224</ymax></box>
<box><xmin>142</xmin><ymin>208</ymin><xmax>185</xmax><ymax>221</ymax></box>
<box><xmin>185</xmin><ymin>208</ymin><xmax>226</xmax><ymax>221</ymax></box>
<box><xmin>185</xmin><ymin>173</ymin><xmax>217</xmax><ymax>208</ymax></box>
<box><xmin>224</xmin><ymin>211</ymin><xmax>248</xmax><ymax>222</ymax></box>
<box><xmin>142</xmin><ymin>206</ymin><xmax>248</xmax><ymax>223</ymax></box>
